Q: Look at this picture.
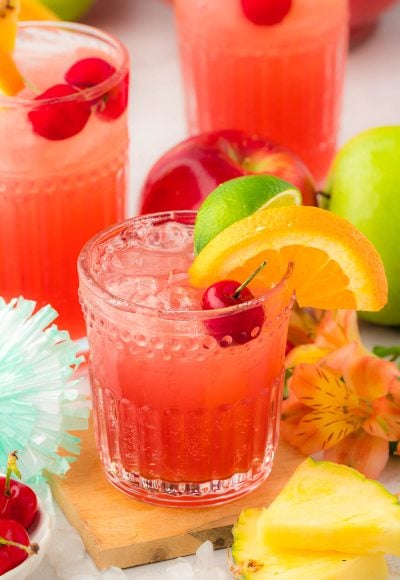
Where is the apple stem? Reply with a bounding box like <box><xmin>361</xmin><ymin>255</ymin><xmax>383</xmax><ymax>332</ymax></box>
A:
<box><xmin>0</xmin><ymin>536</ymin><xmax>39</xmax><ymax>556</ymax></box>
<box><xmin>4</xmin><ymin>451</ymin><xmax>21</xmax><ymax>497</ymax></box>
<box><xmin>232</xmin><ymin>261</ymin><xmax>267</xmax><ymax>299</ymax></box>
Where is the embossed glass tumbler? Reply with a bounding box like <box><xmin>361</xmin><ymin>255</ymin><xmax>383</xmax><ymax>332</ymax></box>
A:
<box><xmin>0</xmin><ymin>22</ymin><xmax>129</xmax><ymax>339</ymax></box>
<box><xmin>174</xmin><ymin>0</ymin><xmax>349</xmax><ymax>185</ymax></box>
<box><xmin>78</xmin><ymin>211</ymin><xmax>294</xmax><ymax>507</ymax></box>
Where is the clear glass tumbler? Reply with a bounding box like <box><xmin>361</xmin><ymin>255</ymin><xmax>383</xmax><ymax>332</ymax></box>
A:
<box><xmin>0</xmin><ymin>22</ymin><xmax>130</xmax><ymax>339</ymax></box>
<box><xmin>174</xmin><ymin>0</ymin><xmax>349</xmax><ymax>185</ymax></box>
<box><xmin>78</xmin><ymin>211</ymin><xmax>294</xmax><ymax>507</ymax></box>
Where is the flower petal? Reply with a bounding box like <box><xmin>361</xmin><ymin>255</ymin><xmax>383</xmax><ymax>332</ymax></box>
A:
<box><xmin>287</xmin><ymin>306</ymin><xmax>323</xmax><ymax>346</ymax></box>
<box><xmin>364</xmin><ymin>397</ymin><xmax>400</xmax><ymax>441</ymax></box>
<box><xmin>319</xmin><ymin>342</ymin><xmax>358</xmax><ymax>375</ymax></box>
<box><xmin>285</xmin><ymin>344</ymin><xmax>330</xmax><ymax>369</ymax></box>
<box><xmin>323</xmin><ymin>430</ymin><xmax>389</xmax><ymax>479</ymax></box>
<box><xmin>290</xmin><ymin>409</ymin><xmax>360</xmax><ymax>455</ymax></box>
<box><xmin>281</xmin><ymin>398</ymin><xmax>310</xmax><ymax>450</ymax></box>
<box><xmin>344</xmin><ymin>355</ymin><xmax>400</xmax><ymax>401</ymax></box>
<box><xmin>290</xmin><ymin>363</ymin><xmax>357</xmax><ymax>409</ymax></box>
<box><xmin>315</xmin><ymin>310</ymin><xmax>362</xmax><ymax>349</ymax></box>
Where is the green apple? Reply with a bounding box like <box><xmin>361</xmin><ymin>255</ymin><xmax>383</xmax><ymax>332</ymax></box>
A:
<box><xmin>41</xmin><ymin>0</ymin><xmax>96</xmax><ymax>21</ymax></box>
<box><xmin>327</xmin><ymin>126</ymin><xmax>400</xmax><ymax>326</ymax></box>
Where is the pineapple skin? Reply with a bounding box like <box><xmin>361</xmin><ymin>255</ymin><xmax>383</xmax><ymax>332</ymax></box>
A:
<box><xmin>232</xmin><ymin>508</ymin><xmax>389</xmax><ymax>579</ymax></box>
<box><xmin>260</xmin><ymin>458</ymin><xmax>400</xmax><ymax>556</ymax></box>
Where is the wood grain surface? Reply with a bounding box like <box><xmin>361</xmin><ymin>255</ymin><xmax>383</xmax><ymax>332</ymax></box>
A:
<box><xmin>49</xmin><ymin>428</ymin><xmax>304</xmax><ymax>570</ymax></box>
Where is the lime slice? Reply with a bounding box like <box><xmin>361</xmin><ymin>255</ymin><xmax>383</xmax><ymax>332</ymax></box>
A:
<box><xmin>194</xmin><ymin>174</ymin><xmax>302</xmax><ymax>254</ymax></box>
<box><xmin>260</xmin><ymin>188</ymin><xmax>302</xmax><ymax>209</ymax></box>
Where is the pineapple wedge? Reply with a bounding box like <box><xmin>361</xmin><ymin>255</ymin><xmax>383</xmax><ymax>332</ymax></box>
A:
<box><xmin>0</xmin><ymin>0</ymin><xmax>19</xmax><ymax>53</ymax></box>
<box><xmin>232</xmin><ymin>508</ymin><xmax>388</xmax><ymax>579</ymax></box>
<box><xmin>260</xmin><ymin>458</ymin><xmax>400</xmax><ymax>556</ymax></box>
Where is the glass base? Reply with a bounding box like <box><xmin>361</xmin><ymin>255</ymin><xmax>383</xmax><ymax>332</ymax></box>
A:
<box><xmin>102</xmin><ymin>449</ymin><xmax>275</xmax><ymax>507</ymax></box>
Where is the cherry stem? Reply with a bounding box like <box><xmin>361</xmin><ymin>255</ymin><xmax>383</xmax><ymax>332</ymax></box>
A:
<box><xmin>22</xmin><ymin>76</ymin><xmax>41</xmax><ymax>95</ymax></box>
<box><xmin>0</xmin><ymin>536</ymin><xmax>39</xmax><ymax>555</ymax></box>
<box><xmin>4</xmin><ymin>451</ymin><xmax>21</xmax><ymax>497</ymax></box>
<box><xmin>232</xmin><ymin>261</ymin><xmax>267</xmax><ymax>299</ymax></box>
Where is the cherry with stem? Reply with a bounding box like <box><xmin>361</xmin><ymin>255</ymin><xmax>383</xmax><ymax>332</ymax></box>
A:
<box><xmin>202</xmin><ymin>261</ymin><xmax>267</xmax><ymax>346</ymax></box>
<box><xmin>0</xmin><ymin>519</ymin><xmax>39</xmax><ymax>575</ymax></box>
<box><xmin>0</xmin><ymin>451</ymin><xmax>38</xmax><ymax>530</ymax></box>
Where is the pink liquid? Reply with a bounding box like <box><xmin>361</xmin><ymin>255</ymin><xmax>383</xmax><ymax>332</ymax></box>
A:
<box><xmin>79</xmin><ymin>213</ymin><xmax>293</xmax><ymax>506</ymax></box>
<box><xmin>175</xmin><ymin>0</ymin><xmax>349</xmax><ymax>184</ymax></box>
<box><xmin>0</xmin><ymin>23</ymin><xmax>129</xmax><ymax>338</ymax></box>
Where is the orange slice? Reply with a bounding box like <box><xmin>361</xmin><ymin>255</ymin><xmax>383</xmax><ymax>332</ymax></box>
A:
<box><xmin>189</xmin><ymin>206</ymin><xmax>387</xmax><ymax>312</ymax></box>
<box><xmin>0</xmin><ymin>46</ymin><xmax>24</xmax><ymax>95</ymax></box>
<box><xmin>19</xmin><ymin>0</ymin><xmax>59</xmax><ymax>21</ymax></box>
<box><xmin>0</xmin><ymin>0</ymin><xmax>20</xmax><ymax>53</ymax></box>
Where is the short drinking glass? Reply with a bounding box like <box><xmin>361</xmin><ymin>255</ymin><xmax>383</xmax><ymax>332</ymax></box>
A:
<box><xmin>78</xmin><ymin>211</ymin><xmax>294</xmax><ymax>507</ymax></box>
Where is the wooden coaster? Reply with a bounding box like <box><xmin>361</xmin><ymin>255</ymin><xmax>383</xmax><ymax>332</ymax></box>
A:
<box><xmin>49</xmin><ymin>428</ymin><xmax>304</xmax><ymax>570</ymax></box>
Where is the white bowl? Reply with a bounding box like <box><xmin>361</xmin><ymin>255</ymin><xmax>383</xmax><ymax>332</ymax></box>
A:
<box><xmin>2</xmin><ymin>499</ymin><xmax>54</xmax><ymax>579</ymax></box>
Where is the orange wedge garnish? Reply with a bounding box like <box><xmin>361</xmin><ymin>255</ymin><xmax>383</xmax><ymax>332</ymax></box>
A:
<box><xmin>0</xmin><ymin>47</ymin><xmax>24</xmax><ymax>95</ymax></box>
<box><xmin>0</xmin><ymin>0</ymin><xmax>20</xmax><ymax>53</ymax></box>
<box><xmin>19</xmin><ymin>0</ymin><xmax>59</xmax><ymax>21</ymax></box>
<box><xmin>189</xmin><ymin>206</ymin><xmax>388</xmax><ymax>312</ymax></box>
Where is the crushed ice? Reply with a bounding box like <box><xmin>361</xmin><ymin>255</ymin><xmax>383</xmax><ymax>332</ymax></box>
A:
<box><xmin>130</xmin><ymin>541</ymin><xmax>232</xmax><ymax>579</ymax></box>
<box><xmin>29</xmin><ymin>504</ymin><xmax>232</xmax><ymax>579</ymax></box>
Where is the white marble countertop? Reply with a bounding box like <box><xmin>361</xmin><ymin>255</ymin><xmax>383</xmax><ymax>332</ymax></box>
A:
<box><xmin>34</xmin><ymin>1</ymin><xmax>400</xmax><ymax>578</ymax></box>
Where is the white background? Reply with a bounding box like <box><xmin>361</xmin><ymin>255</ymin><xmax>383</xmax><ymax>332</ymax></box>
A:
<box><xmin>62</xmin><ymin>0</ymin><xmax>400</xmax><ymax>576</ymax></box>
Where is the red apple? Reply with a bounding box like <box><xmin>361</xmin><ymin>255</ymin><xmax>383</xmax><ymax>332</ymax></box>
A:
<box><xmin>139</xmin><ymin>130</ymin><xmax>317</xmax><ymax>214</ymax></box>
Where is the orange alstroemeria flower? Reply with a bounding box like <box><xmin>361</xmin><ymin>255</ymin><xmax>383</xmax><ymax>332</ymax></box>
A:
<box><xmin>281</xmin><ymin>353</ymin><xmax>400</xmax><ymax>479</ymax></box>
<box><xmin>286</xmin><ymin>309</ymin><xmax>369</xmax><ymax>369</ymax></box>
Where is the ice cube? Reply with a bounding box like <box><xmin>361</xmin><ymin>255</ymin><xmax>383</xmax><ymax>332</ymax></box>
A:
<box><xmin>56</xmin><ymin>557</ymin><xmax>98</xmax><ymax>579</ymax></box>
<box><xmin>101</xmin><ymin>567</ymin><xmax>129</xmax><ymax>579</ymax></box>
<box><xmin>166</xmin><ymin>562</ymin><xmax>194</xmax><ymax>580</ymax></box>
<box><xmin>147</xmin><ymin>222</ymin><xmax>193</xmax><ymax>251</ymax></box>
<box><xmin>99</xmin><ymin>273</ymin><xmax>160</xmax><ymax>303</ymax></box>
<box><xmin>158</xmin><ymin>286</ymin><xmax>200</xmax><ymax>311</ymax></box>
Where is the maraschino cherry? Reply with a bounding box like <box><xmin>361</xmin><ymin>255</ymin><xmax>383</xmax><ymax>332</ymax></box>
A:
<box><xmin>0</xmin><ymin>451</ymin><xmax>38</xmax><ymax>530</ymax></box>
<box><xmin>65</xmin><ymin>57</ymin><xmax>116</xmax><ymax>89</ymax></box>
<box><xmin>65</xmin><ymin>58</ymin><xmax>129</xmax><ymax>120</ymax></box>
<box><xmin>28</xmin><ymin>84</ymin><xmax>91</xmax><ymax>141</ymax></box>
<box><xmin>241</xmin><ymin>0</ymin><xmax>292</xmax><ymax>26</ymax></box>
<box><xmin>96</xmin><ymin>72</ymin><xmax>130</xmax><ymax>121</ymax></box>
<box><xmin>0</xmin><ymin>519</ymin><xmax>39</xmax><ymax>575</ymax></box>
<box><xmin>202</xmin><ymin>261</ymin><xmax>266</xmax><ymax>346</ymax></box>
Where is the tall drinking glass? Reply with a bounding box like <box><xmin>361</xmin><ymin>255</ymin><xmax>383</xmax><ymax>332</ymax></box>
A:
<box><xmin>174</xmin><ymin>0</ymin><xmax>349</xmax><ymax>185</ymax></box>
<box><xmin>78</xmin><ymin>211</ymin><xmax>294</xmax><ymax>507</ymax></box>
<box><xmin>0</xmin><ymin>23</ymin><xmax>129</xmax><ymax>339</ymax></box>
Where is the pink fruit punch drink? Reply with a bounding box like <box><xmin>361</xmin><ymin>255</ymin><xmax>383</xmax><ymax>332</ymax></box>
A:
<box><xmin>78</xmin><ymin>212</ymin><xmax>293</xmax><ymax>507</ymax></box>
<box><xmin>0</xmin><ymin>23</ymin><xmax>129</xmax><ymax>339</ymax></box>
<box><xmin>174</xmin><ymin>0</ymin><xmax>349</xmax><ymax>184</ymax></box>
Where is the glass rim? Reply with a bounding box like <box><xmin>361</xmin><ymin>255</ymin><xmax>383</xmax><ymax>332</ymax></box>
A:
<box><xmin>0</xmin><ymin>21</ymin><xmax>130</xmax><ymax>108</ymax></box>
<box><xmin>78</xmin><ymin>210</ymin><xmax>295</xmax><ymax>320</ymax></box>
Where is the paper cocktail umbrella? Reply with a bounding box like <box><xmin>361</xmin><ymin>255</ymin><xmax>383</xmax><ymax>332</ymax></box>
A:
<box><xmin>0</xmin><ymin>297</ymin><xmax>89</xmax><ymax>483</ymax></box>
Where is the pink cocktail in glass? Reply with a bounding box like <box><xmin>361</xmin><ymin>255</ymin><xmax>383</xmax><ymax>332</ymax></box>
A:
<box><xmin>0</xmin><ymin>23</ymin><xmax>129</xmax><ymax>339</ymax></box>
<box><xmin>78</xmin><ymin>212</ymin><xmax>293</xmax><ymax>506</ymax></box>
<box><xmin>174</xmin><ymin>0</ymin><xmax>349</xmax><ymax>184</ymax></box>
